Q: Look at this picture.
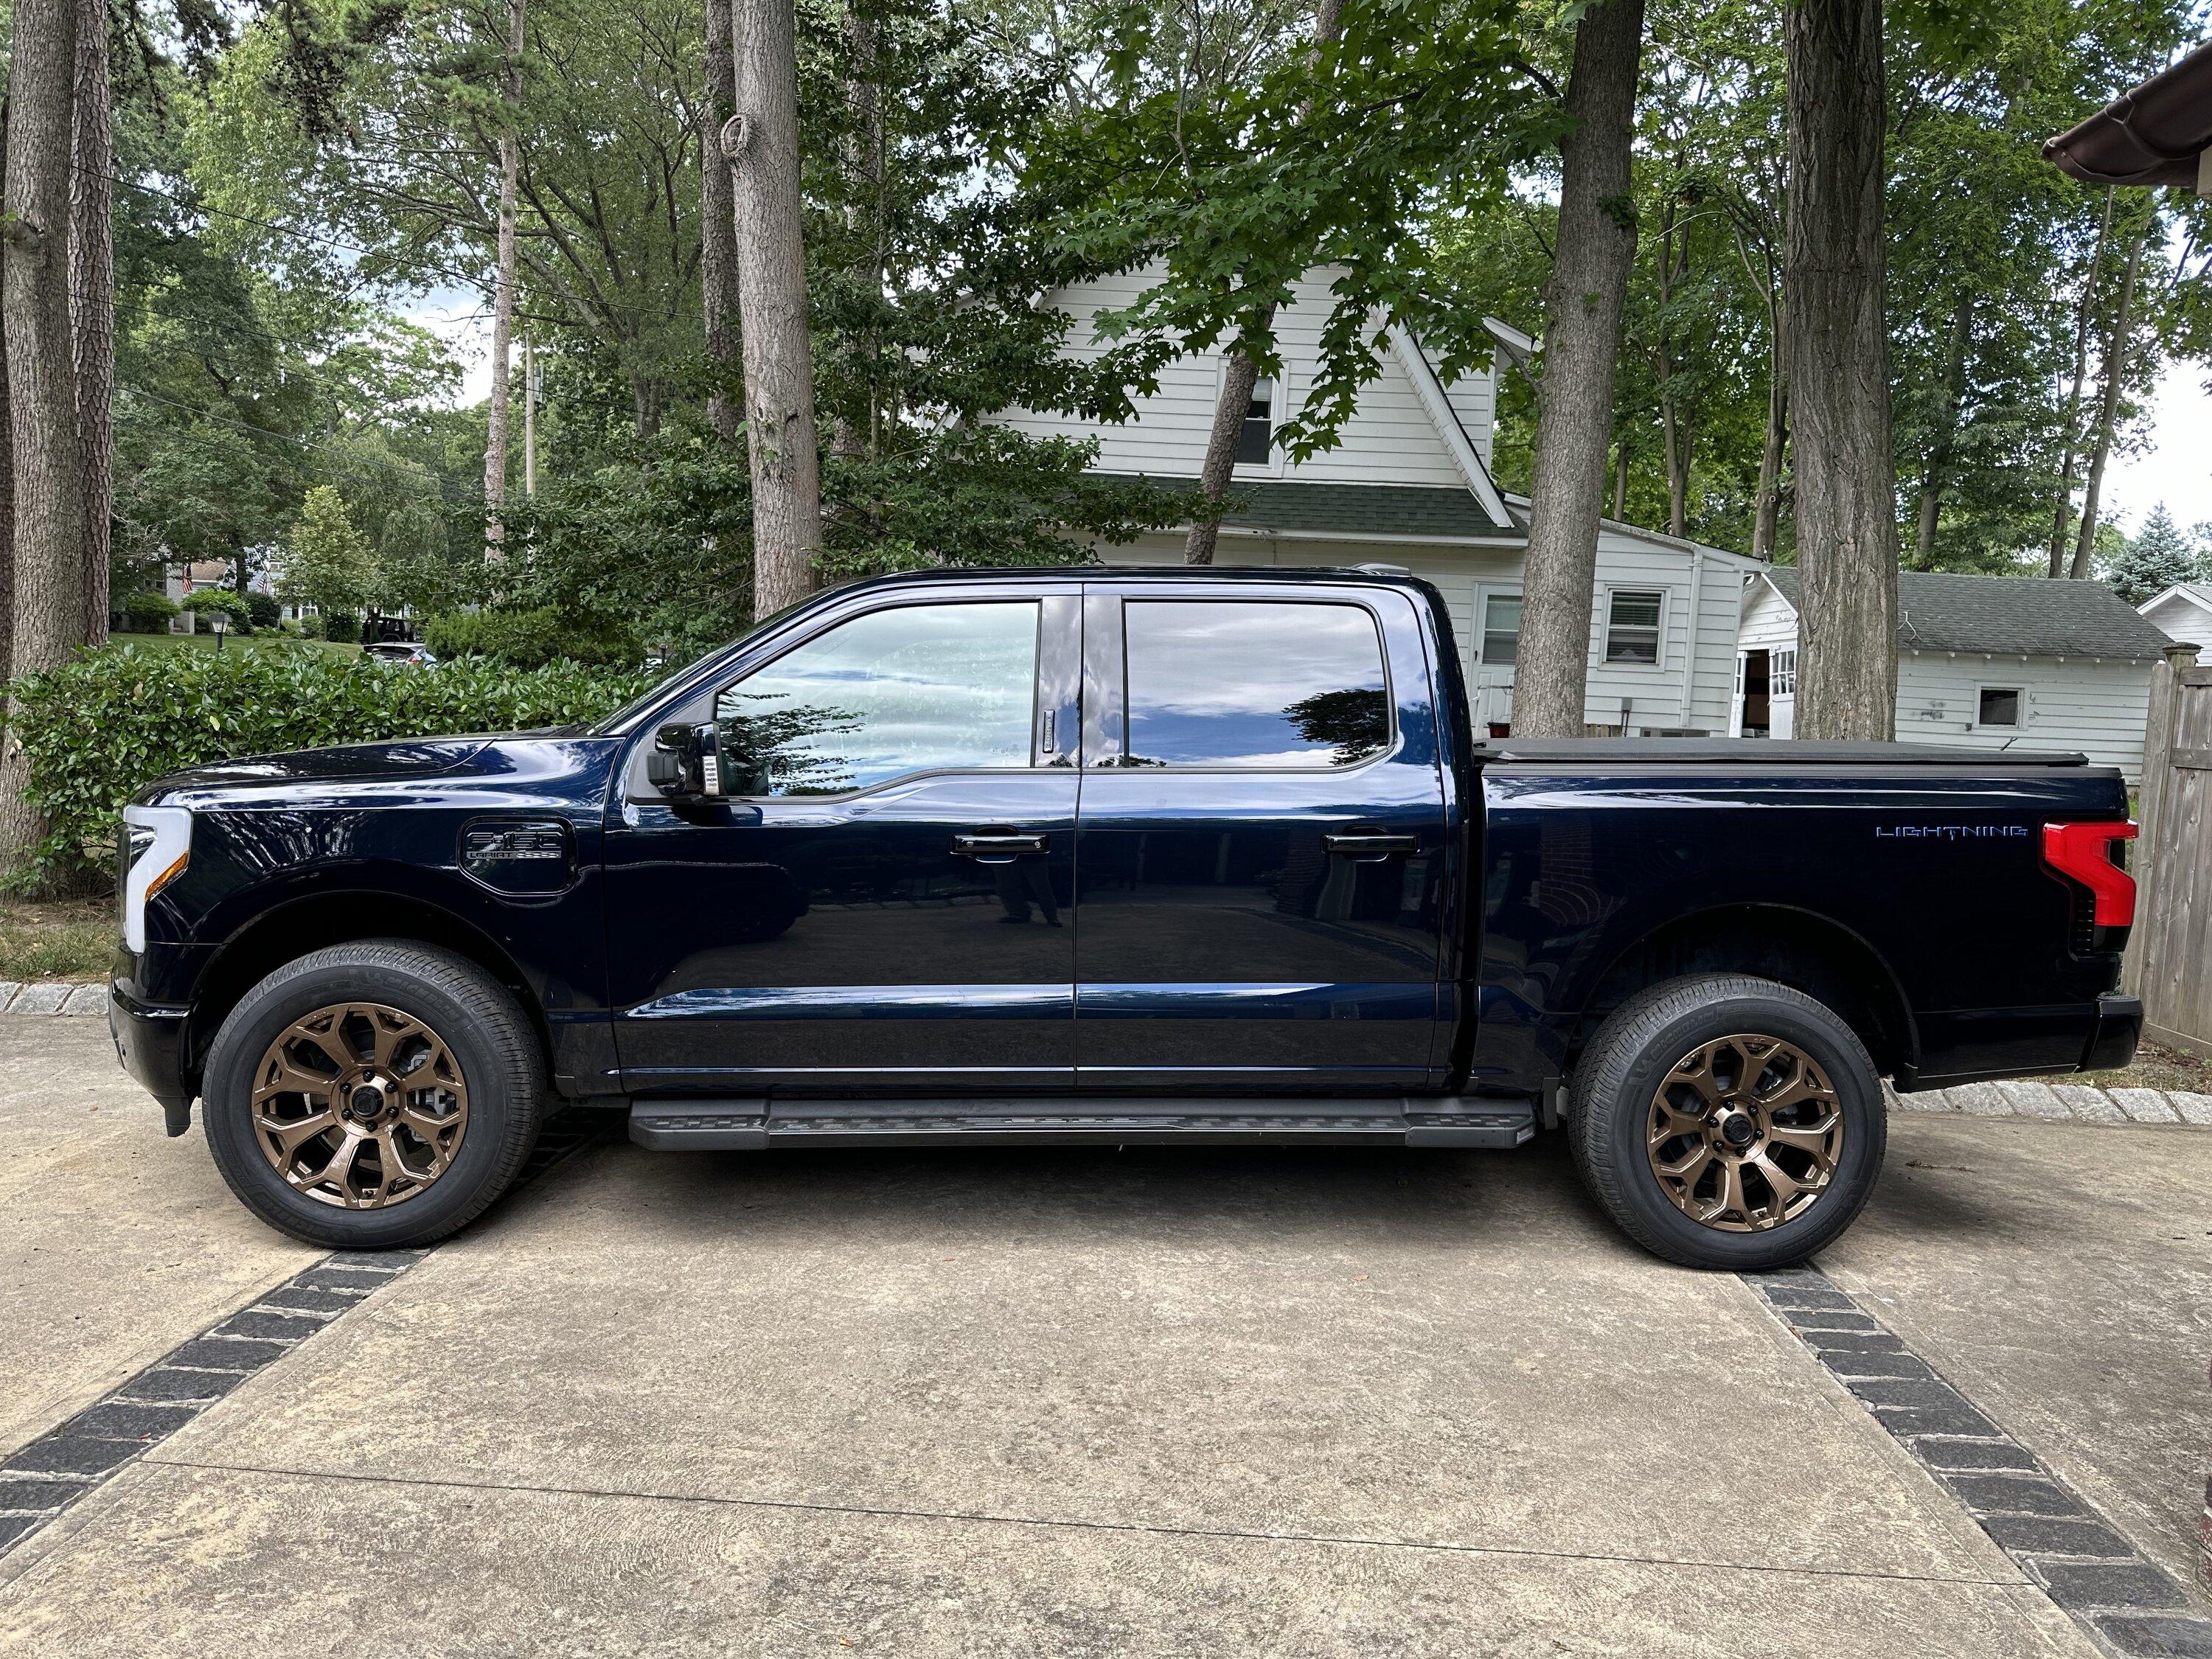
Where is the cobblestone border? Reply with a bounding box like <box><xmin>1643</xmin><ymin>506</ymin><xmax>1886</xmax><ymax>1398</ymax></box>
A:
<box><xmin>0</xmin><ymin>1107</ymin><xmax>614</xmax><ymax>1562</ymax></box>
<box><xmin>0</xmin><ymin>984</ymin><xmax>109</xmax><ymax>1017</ymax></box>
<box><xmin>1888</xmin><ymin>1081</ymin><xmax>2212</xmax><ymax>1129</ymax></box>
<box><xmin>1746</xmin><ymin>1268</ymin><xmax>2212</xmax><ymax>1658</ymax></box>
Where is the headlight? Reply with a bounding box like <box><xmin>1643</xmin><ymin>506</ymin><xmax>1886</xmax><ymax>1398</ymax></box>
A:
<box><xmin>120</xmin><ymin>805</ymin><xmax>191</xmax><ymax>954</ymax></box>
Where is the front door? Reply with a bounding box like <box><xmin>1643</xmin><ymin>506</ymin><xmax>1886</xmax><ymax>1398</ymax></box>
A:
<box><xmin>604</xmin><ymin>589</ymin><xmax>1082</xmax><ymax>1096</ymax></box>
<box><xmin>1072</xmin><ymin>585</ymin><xmax>1451</xmax><ymax>1094</ymax></box>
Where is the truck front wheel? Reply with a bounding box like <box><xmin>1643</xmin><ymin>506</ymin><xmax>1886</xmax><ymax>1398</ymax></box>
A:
<box><xmin>1568</xmin><ymin>974</ymin><xmax>1887</xmax><ymax>1270</ymax></box>
<box><xmin>201</xmin><ymin>942</ymin><xmax>546</xmax><ymax>1250</ymax></box>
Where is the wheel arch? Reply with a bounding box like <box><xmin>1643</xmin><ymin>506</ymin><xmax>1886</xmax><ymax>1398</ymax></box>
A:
<box><xmin>187</xmin><ymin>890</ymin><xmax>552</xmax><ymax>1086</ymax></box>
<box><xmin>1571</xmin><ymin>904</ymin><xmax>1917</xmax><ymax>1079</ymax></box>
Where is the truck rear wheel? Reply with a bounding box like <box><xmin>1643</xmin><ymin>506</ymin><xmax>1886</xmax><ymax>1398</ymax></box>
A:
<box><xmin>1568</xmin><ymin>974</ymin><xmax>1886</xmax><ymax>1270</ymax></box>
<box><xmin>201</xmin><ymin>942</ymin><xmax>545</xmax><ymax>1250</ymax></box>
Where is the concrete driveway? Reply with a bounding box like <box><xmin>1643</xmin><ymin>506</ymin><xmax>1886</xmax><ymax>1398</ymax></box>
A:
<box><xmin>1</xmin><ymin>1016</ymin><xmax>2207</xmax><ymax>1657</ymax></box>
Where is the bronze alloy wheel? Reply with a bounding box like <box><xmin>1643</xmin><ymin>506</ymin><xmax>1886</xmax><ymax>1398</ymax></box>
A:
<box><xmin>1644</xmin><ymin>1033</ymin><xmax>1844</xmax><ymax>1232</ymax></box>
<box><xmin>251</xmin><ymin>1002</ymin><xmax>470</xmax><ymax>1209</ymax></box>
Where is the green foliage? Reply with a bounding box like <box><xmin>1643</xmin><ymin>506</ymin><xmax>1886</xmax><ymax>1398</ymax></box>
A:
<box><xmin>183</xmin><ymin>589</ymin><xmax>252</xmax><ymax>632</ymax></box>
<box><xmin>246</xmin><ymin>591</ymin><xmax>282</xmax><ymax>630</ymax></box>
<box><xmin>296</xmin><ymin>611</ymin><xmax>327</xmax><ymax>641</ymax></box>
<box><xmin>420</xmin><ymin>608</ymin><xmax>641</xmax><ymax>669</ymax></box>
<box><xmin>281</xmin><ymin>486</ymin><xmax>382</xmax><ymax>614</ymax></box>
<box><xmin>5</xmin><ymin>646</ymin><xmax>653</xmax><ymax>882</ymax></box>
<box><xmin>321</xmin><ymin>611</ymin><xmax>362</xmax><ymax>644</ymax></box>
<box><xmin>120</xmin><ymin>591</ymin><xmax>180</xmax><ymax>633</ymax></box>
<box><xmin>2107</xmin><ymin>505</ymin><xmax>2203</xmax><ymax>605</ymax></box>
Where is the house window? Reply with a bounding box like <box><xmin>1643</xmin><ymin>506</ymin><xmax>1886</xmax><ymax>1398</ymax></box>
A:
<box><xmin>1235</xmin><ymin>376</ymin><xmax>1276</xmax><ymax>465</ymax></box>
<box><xmin>1978</xmin><ymin>686</ymin><xmax>2023</xmax><ymax>728</ymax></box>
<box><xmin>1604</xmin><ymin>589</ymin><xmax>1663</xmax><ymax>664</ymax></box>
<box><xmin>1772</xmin><ymin>649</ymin><xmax>1796</xmax><ymax>695</ymax></box>
<box><xmin>1479</xmin><ymin>593</ymin><xmax>1522</xmax><ymax>665</ymax></box>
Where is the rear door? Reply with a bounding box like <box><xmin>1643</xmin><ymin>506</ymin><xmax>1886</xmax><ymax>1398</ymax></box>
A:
<box><xmin>1072</xmin><ymin>582</ymin><xmax>1450</xmax><ymax>1094</ymax></box>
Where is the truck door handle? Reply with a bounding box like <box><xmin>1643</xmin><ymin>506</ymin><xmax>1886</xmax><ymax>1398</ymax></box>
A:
<box><xmin>953</xmin><ymin>832</ymin><xmax>1048</xmax><ymax>860</ymax></box>
<box><xmin>1322</xmin><ymin>832</ymin><xmax>1417</xmax><ymax>858</ymax></box>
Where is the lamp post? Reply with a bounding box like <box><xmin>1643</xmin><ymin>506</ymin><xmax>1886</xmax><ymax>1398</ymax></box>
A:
<box><xmin>209</xmin><ymin>608</ymin><xmax>229</xmax><ymax>653</ymax></box>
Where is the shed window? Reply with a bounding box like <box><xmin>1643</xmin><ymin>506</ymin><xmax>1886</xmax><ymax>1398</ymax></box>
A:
<box><xmin>1479</xmin><ymin>594</ymin><xmax>1522</xmax><ymax>665</ymax></box>
<box><xmin>1772</xmin><ymin>649</ymin><xmax>1796</xmax><ymax>695</ymax></box>
<box><xmin>1604</xmin><ymin>590</ymin><xmax>1664</xmax><ymax>664</ymax></box>
<box><xmin>1978</xmin><ymin>686</ymin><xmax>2023</xmax><ymax>728</ymax></box>
<box><xmin>1235</xmin><ymin>376</ymin><xmax>1276</xmax><ymax>465</ymax></box>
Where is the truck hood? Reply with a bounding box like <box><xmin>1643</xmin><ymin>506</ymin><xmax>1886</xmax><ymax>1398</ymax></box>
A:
<box><xmin>137</xmin><ymin>735</ymin><xmax>499</xmax><ymax>801</ymax></box>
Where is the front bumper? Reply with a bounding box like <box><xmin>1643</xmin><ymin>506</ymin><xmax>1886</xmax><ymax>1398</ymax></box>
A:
<box><xmin>2081</xmin><ymin>992</ymin><xmax>2143</xmax><ymax>1074</ymax></box>
<box><xmin>108</xmin><ymin>978</ymin><xmax>194</xmax><ymax>1135</ymax></box>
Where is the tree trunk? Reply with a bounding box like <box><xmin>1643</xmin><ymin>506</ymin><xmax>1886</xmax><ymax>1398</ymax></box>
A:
<box><xmin>1610</xmin><ymin>439</ymin><xmax>1628</xmax><ymax>521</ymax></box>
<box><xmin>632</xmin><ymin>375</ymin><xmax>662</xmax><ymax>438</ymax></box>
<box><xmin>1750</xmin><ymin>318</ymin><xmax>1787</xmax><ymax>560</ymax></box>
<box><xmin>484</xmin><ymin>0</ymin><xmax>524</xmax><ymax>557</ymax></box>
<box><xmin>2048</xmin><ymin>188</ymin><xmax>2113</xmax><ymax>577</ymax></box>
<box><xmin>70</xmin><ymin>0</ymin><xmax>111</xmax><ymax>645</ymax></box>
<box><xmin>2069</xmin><ymin>205</ymin><xmax>2152</xmax><ymax>581</ymax></box>
<box><xmin>1912</xmin><ymin>291</ymin><xmax>1971</xmax><ymax>567</ymax></box>
<box><xmin>1784</xmin><ymin>0</ymin><xmax>1896</xmax><ymax>741</ymax></box>
<box><xmin>0</xmin><ymin>298</ymin><xmax>12</xmax><ymax>687</ymax></box>
<box><xmin>834</xmin><ymin>1</ymin><xmax>884</xmax><ymax>462</ymax></box>
<box><xmin>1</xmin><ymin>0</ymin><xmax>86</xmax><ymax>879</ymax></box>
<box><xmin>726</xmin><ymin>0</ymin><xmax>822</xmax><ymax>616</ymax></box>
<box><xmin>700</xmin><ymin>0</ymin><xmax>742</xmax><ymax>444</ymax></box>
<box><xmin>1658</xmin><ymin>198</ymin><xmax>1689</xmax><ymax>540</ymax></box>
<box><xmin>1512</xmin><ymin>0</ymin><xmax>1645</xmax><ymax>737</ymax></box>
<box><xmin>1184</xmin><ymin>0</ymin><xmax>1346</xmax><ymax>564</ymax></box>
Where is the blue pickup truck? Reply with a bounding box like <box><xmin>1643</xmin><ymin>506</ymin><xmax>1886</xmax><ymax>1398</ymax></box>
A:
<box><xmin>110</xmin><ymin>567</ymin><xmax>2142</xmax><ymax>1269</ymax></box>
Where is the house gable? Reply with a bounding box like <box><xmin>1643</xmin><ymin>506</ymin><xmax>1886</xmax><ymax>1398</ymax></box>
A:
<box><xmin>990</xmin><ymin>265</ymin><xmax>1500</xmax><ymax>498</ymax></box>
<box><xmin>2140</xmin><ymin>582</ymin><xmax>2212</xmax><ymax>650</ymax></box>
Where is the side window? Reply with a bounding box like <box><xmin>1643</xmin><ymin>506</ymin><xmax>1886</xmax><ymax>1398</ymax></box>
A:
<box><xmin>1120</xmin><ymin>599</ymin><xmax>1390</xmax><ymax>768</ymax></box>
<box><xmin>1978</xmin><ymin>686</ymin><xmax>2023</xmax><ymax>728</ymax></box>
<box><xmin>1772</xmin><ymin>648</ymin><xmax>1797</xmax><ymax>695</ymax></box>
<box><xmin>1235</xmin><ymin>375</ymin><xmax>1276</xmax><ymax>466</ymax></box>
<box><xmin>715</xmin><ymin>601</ymin><xmax>1039</xmax><ymax>796</ymax></box>
<box><xmin>1604</xmin><ymin>589</ymin><xmax>1664</xmax><ymax>664</ymax></box>
<box><xmin>1480</xmin><ymin>593</ymin><xmax>1522</xmax><ymax>664</ymax></box>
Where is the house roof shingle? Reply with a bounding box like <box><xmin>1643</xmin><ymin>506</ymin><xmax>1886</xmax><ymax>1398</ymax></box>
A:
<box><xmin>1093</xmin><ymin>473</ymin><xmax>1520</xmax><ymax>540</ymax></box>
<box><xmin>1763</xmin><ymin>568</ymin><xmax>2175</xmax><ymax>659</ymax></box>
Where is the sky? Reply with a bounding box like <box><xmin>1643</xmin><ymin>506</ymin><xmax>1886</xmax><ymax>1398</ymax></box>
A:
<box><xmin>405</xmin><ymin>291</ymin><xmax>2212</xmax><ymax>544</ymax></box>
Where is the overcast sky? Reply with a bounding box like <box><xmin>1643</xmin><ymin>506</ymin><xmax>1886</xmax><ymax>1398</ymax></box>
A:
<box><xmin>407</xmin><ymin>293</ymin><xmax>2212</xmax><ymax>543</ymax></box>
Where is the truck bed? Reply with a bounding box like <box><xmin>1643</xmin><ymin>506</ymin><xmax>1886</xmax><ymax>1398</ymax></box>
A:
<box><xmin>1474</xmin><ymin>739</ymin><xmax>2092</xmax><ymax>768</ymax></box>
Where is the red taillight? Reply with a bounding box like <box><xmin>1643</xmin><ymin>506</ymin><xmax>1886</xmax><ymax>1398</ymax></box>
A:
<box><xmin>2042</xmin><ymin>821</ymin><xmax>2138</xmax><ymax>928</ymax></box>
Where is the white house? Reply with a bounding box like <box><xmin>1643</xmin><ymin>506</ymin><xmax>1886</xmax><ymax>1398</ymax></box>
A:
<box><xmin>990</xmin><ymin>266</ymin><xmax>1766</xmax><ymax>736</ymax></box>
<box><xmin>2139</xmin><ymin>582</ymin><xmax>2212</xmax><ymax>655</ymax></box>
<box><xmin>1734</xmin><ymin>568</ymin><xmax>2174</xmax><ymax>779</ymax></box>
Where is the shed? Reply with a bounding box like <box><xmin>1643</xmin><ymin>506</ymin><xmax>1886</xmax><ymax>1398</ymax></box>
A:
<box><xmin>1733</xmin><ymin>569</ymin><xmax>2174</xmax><ymax>779</ymax></box>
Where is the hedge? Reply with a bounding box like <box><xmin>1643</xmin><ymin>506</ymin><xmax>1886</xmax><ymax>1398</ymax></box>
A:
<box><xmin>421</xmin><ymin>607</ymin><xmax>641</xmax><ymax>669</ymax></box>
<box><xmin>6</xmin><ymin>644</ymin><xmax>652</xmax><ymax>883</ymax></box>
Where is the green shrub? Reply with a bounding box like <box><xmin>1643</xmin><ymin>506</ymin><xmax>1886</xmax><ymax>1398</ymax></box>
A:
<box><xmin>183</xmin><ymin>589</ymin><xmax>251</xmax><ymax>634</ymax></box>
<box><xmin>421</xmin><ymin>608</ymin><xmax>640</xmax><ymax>669</ymax></box>
<box><xmin>4</xmin><ymin>645</ymin><xmax>653</xmax><ymax>883</ymax></box>
<box><xmin>296</xmin><ymin>612</ymin><xmax>327</xmax><ymax>640</ymax></box>
<box><xmin>245</xmin><ymin>591</ymin><xmax>282</xmax><ymax>630</ymax></box>
<box><xmin>322</xmin><ymin>610</ymin><xmax>361</xmax><ymax>644</ymax></box>
<box><xmin>119</xmin><ymin>591</ymin><xmax>178</xmax><ymax>633</ymax></box>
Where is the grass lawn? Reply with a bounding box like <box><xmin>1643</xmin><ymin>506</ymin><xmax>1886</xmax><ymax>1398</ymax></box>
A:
<box><xmin>111</xmin><ymin>631</ymin><xmax>360</xmax><ymax>661</ymax></box>
<box><xmin>0</xmin><ymin>899</ymin><xmax>114</xmax><ymax>983</ymax></box>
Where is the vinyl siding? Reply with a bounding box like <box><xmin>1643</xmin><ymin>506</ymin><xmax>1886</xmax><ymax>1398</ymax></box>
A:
<box><xmin>2140</xmin><ymin>590</ymin><xmax>2212</xmax><ymax>653</ymax></box>
<box><xmin>989</xmin><ymin>266</ymin><xmax>1491</xmax><ymax>486</ymax></box>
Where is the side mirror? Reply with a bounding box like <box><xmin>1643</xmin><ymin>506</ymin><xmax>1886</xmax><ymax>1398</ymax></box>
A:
<box><xmin>647</xmin><ymin>722</ymin><xmax>720</xmax><ymax>799</ymax></box>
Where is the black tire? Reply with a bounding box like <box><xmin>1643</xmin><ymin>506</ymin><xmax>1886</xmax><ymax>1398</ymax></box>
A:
<box><xmin>1568</xmin><ymin>973</ymin><xmax>1887</xmax><ymax>1271</ymax></box>
<box><xmin>202</xmin><ymin>941</ymin><xmax>546</xmax><ymax>1249</ymax></box>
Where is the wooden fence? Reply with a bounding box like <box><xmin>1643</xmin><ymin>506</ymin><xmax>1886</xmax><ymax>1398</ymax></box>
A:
<box><xmin>2127</xmin><ymin>643</ymin><xmax>2212</xmax><ymax>1058</ymax></box>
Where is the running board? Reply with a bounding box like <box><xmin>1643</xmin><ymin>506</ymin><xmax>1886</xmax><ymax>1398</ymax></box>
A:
<box><xmin>626</xmin><ymin>1099</ymin><xmax>1536</xmax><ymax>1151</ymax></box>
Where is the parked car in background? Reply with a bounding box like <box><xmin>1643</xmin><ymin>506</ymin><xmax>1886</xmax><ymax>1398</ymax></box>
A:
<box><xmin>361</xmin><ymin>642</ymin><xmax>438</xmax><ymax>669</ymax></box>
<box><xmin>111</xmin><ymin>567</ymin><xmax>2140</xmax><ymax>1269</ymax></box>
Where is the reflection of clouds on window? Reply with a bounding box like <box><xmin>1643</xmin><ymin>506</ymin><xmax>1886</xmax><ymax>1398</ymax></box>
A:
<box><xmin>717</xmin><ymin>602</ymin><xmax>1038</xmax><ymax>796</ymax></box>
<box><xmin>1124</xmin><ymin>601</ymin><xmax>1390</xmax><ymax>769</ymax></box>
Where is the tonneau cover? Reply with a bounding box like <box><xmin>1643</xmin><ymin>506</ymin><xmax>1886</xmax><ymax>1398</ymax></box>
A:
<box><xmin>1475</xmin><ymin>738</ymin><xmax>2090</xmax><ymax>767</ymax></box>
